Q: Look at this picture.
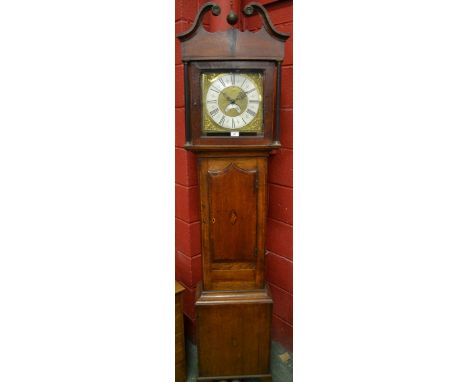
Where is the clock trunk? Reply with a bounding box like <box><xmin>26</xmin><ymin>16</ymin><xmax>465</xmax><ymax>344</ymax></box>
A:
<box><xmin>199</xmin><ymin>152</ymin><xmax>268</xmax><ymax>291</ymax></box>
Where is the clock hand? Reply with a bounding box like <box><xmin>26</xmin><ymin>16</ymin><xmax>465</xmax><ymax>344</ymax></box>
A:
<box><xmin>221</xmin><ymin>92</ymin><xmax>236</xmax><ymax>103</ymax></box>
<box><xmin>235</xmin><ymin>91</ymin><xmax>246</xmax><ymax>101</ymax></box>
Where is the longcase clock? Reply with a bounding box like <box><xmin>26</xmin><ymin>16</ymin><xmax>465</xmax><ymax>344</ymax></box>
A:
<box><xmin>177</xmin><ymin>2</ymin><xmax>289</xmax><ymax>381</ymax></box>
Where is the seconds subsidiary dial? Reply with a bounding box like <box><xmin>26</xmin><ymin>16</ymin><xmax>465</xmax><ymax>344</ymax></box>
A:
<box><xmin>203</xmin><ymin>72</ymin><xmax>263</xmax><ymax>133</ymax></box>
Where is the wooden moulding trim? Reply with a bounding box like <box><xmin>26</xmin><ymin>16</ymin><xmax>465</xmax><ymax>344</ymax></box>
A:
<box><xmin>196</xmin><ymin>285</ymin><xmax>273</xmax><ymax>306</ymax></box>
<box><xmin>197</xmin><ymin>374</ymin><xmax>272</xmax><ymax>381</ymax></box>
<box><xmin>184</xmin><ymin>143</ymin><xmax>281</xmax><ymax>152</ymax></box>
<box><xmin>210</xmin><ymin>269</ymin><xmax>257</xmax><ymax>281</ymax></box>
<box><xmin>195</xmin><ymin>150</ymin><xmax>272</xmax><ymax>159</ymax></box>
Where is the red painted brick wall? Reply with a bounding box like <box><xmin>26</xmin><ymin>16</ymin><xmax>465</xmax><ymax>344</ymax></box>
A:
<box><xmin>175</xmin><ymin>0</ymin><xmax>203</xmax><ymax>341</ymax></box>
<box><xmin>175</xmin><ymin>0</ymin><xmax>293</xmax><ymax>351</ymax></box>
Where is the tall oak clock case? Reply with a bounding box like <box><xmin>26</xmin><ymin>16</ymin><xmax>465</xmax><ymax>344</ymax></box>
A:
<box><xmin>177</xmin><ymin>3</ymin><xmax>289</xmax><ymax>381</ymax></box>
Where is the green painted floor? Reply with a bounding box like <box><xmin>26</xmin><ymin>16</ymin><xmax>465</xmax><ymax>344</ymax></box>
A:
<box><xmin>185</xmin><ymin>340</ymin><xmax>293</xmax><ymax>382</ymax></box>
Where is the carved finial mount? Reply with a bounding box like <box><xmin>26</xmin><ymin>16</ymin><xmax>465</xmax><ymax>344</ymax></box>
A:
<box><xmin>227</xmin><ymin>10</ymin><xmax>238</xmax><ymax>25</ymax></box>
<box><xmin>243</xmin><ymin>2</ymin><xmax>289</xmax><ymax>41</ymax></box>
<box><xmin>212</xmin><ymin>4</ymin><xmax>221</xmax><ymax>16</ymax></box>
<box><xmin>226</xmin><ymin>0</ymin><xmax>238</xmax><ymax>26</ymax></box>
<box><xmin>177</xmin><ymin>2</ymin><xmax>221</xmax><ymax>42</ymax></box>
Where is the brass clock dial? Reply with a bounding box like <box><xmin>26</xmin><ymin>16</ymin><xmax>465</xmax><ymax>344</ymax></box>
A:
<box><xmin>202</xmin><ymin>72</ymin><xmax>263</xmax><ymax>134</ymax></box>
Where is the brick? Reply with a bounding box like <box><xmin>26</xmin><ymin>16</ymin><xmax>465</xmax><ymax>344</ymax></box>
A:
<box><xmin>176</xmin><ymin>251</ymin><xmax>202</xmax><ymax>288</ymax></box>
<box><xmin>279</xmin><ymin>108</ymin><xmax>293</xmax><ymax>149</ymax></box>
<box><xmin>175</xmin><ymin>20</ymin><xmax>190</xmax><ymax>35</ymax></box>
<box><xmin>252</xmin><ymin>0</ymin><xmax>280</xmax><ymax>5</ymax></box>
<box><xmin>275</xmin><ymin>20</ymin><xmax>292</xmax><ymax>34</ymax></box>
<box><xmin>191</xmin><ymin>254</ymin><xmax>202</xmax><ymax>285</ymax></box>
<box><xmin>267</xmin><ymin>1</ymin><xmax>293</xmax><ymax>26</ymax></box>
<box><xmin>284</xmin><ymin>36</ymin><xmax>292</xmax><ymax>66</ymax></box>
<box><xmin>175</xmin><ymin>184</ymin><xmax>200</xmax><ymax>223</ymax></box>
<box><xmin>268</xmin><ymin>148</ymin><xmax>292</xmax><ymax>188</ymax></box>
<box><xmin>268</xmin><ymin>184</ymin><xmax>293</xmax><ymax>225</ymax></box>
<box><xmin>266</xmin><ymin>218</ymin><xmax>293</xmax><ymax>260</ymax></box>
<box><xmin>175</xmin><ymin>37</ymin><xmax>181</xmax><ymax>65</ymax></box>
<box><xmin>175</xmin><ymin>0</ymin><xmax>183</xmax><ymax>22</ymax></box>
<box><xmin>281</xmin><ymin>66</ymin><xmax>293</xmax><ymax>108</ymax></box>
<box><xmin>175</xmin><ymin>250</ymin><xmax>192</xmax><ymax>287</ymax></box>
<box><xmin>276</xmin><ymin>23</ymin><xmax>293</xmax><ymax>66</ymax></box>
<box><xmin>175</xmin><ymin>0</ymin><xmax>198</xmax><ymax>23</ymax></box>
<box><xmin>175</xmin><ymin>148</ymin><xmax>198</xmax><ymax>186</ymax></box>
<box><xmin>175</xmin><ymin>218</ymin><xmax>201</xmax><ymax>257</ymax></box>
<box><xmin>175</xmin><ymin>64</ymin><xmax>184</xmax><ymax>108</ymax></box>
<box><xmin>175</xmin><ymin>107</ymin><xmax>186</xmax><ymax>148</ymax></box>
<box><xmin>244</xmin><ymin>13</ymin><xmax>262</xmax><ymax>30</ymax></box>
<box><xmin>271</xmin><ymin>314</ymin><xmax>293</xmax><ymax>351</ymax></box>
<box><xmin>269</xmin><ymin>283</ymin><xmax>293</xmax><ymax>325</ymax></box>
<box><xmin>265</xmin><ymin>251</ymin><xmax>292</xmax><ymax>293</ymax></box>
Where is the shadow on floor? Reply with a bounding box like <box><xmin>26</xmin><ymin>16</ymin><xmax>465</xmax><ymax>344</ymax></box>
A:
<box><xmin>185</xmin><ymin>340</ymin><xmax>293</xmax><ymax>382</ymax></box>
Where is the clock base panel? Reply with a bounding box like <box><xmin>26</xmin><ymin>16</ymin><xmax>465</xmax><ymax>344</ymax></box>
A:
<box><xmin>195</xmin><ymin>284</ymin><xmax>273</xmax><ymax>379</ymax></box>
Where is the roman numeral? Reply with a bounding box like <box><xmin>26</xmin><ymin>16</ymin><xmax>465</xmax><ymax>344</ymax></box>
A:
<box><xmin>219</xmin><ymin>115</ymin><xmax>225</xmax><ymax>126</ymax></box>
<box><xmin>211</xmin><ymin>87</ymin><xmax>220</xmax><ymax>93</ymax></box>
<box><xmin>249</xmin><ymin>100</ymin><xmax>259</xmax><ymax>103</ymax></box>
<box><xmin>246</xmin><ymin>109</ymin><xmax>256</xmax><ymax>117</ymax></box>
<box><xmin>245</xmin><ymin>88</ymin><xmax>256</xmax><ymax>94</ymax></box>
<box><xmin>210</xmin><ymin>108</ymin><xmax>219</xmax><ymax>116</ymax></box>
<box><xmin>231</xmin><ymin>119</ymin><xmax>235</xmax><ymax>129</ymax></box>
<box><xmin>207</xmin><ymin>100</ymin><xmax>217</xmax><ymax>104</ymax></box>
<box><xmin>241</xmin><ymin>117</ymin><xmax>247</xmax><ymax>125</ymax></box>
<box><xmin>231</xmin><ymin>73</ymin><xmax>235</xmax><ymax>85</ymax></box>
<box><xmin>241</xmin><ymin>78</ymin><xmax>246</xmax><ymax>88</ymax></box>
<box><xmin>219</xmin><ymin>78</ymin><xmax>225</xmax><ymax>87</ymax></box>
